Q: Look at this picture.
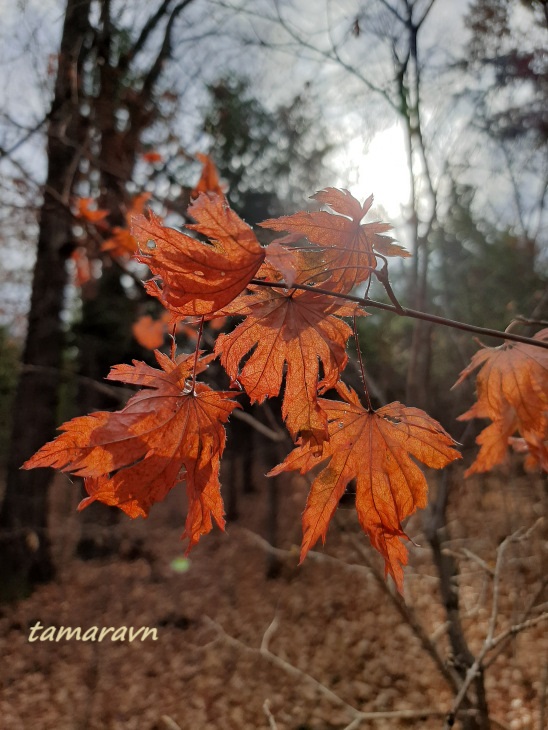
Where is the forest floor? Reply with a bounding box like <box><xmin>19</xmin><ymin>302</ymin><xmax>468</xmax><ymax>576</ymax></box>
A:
<box><xmin>0</xmin><ymin>463</ymin><xmax>546</xmax><ymax>730</ymax></box>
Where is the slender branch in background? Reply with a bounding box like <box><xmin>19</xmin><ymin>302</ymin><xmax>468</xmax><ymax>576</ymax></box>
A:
<box><xmin>444</xmin><ymin>522</ymin><xmax>545</xmax><ymax>728</ymax></box>
<box><xmin>231</xmin><ymin>410</ymin><xmax>286</xmax><ymax>443</ymax></box>
<box><xmin>203</xmin><ymin>615</ymin><xmax>470</xmax><ymax>724</ymax></box>
<box><xmin>263</xmin><ymin>700</ymin><xmax>279</xmax><ymax>730</ymax></box>
<box><xmin>20</xmin><ymin>365</ymin><xmax>128</xmax><ymax>402</ymax></box>
<box><xmin>345</xmin><ymin>529</ymin><xmax>459</xmax><ymax>692</ymax></box>
<box><xmin>250</xmin><ymin>279</ymin><xmax>548</xmax><ymax>350</ymax></box>
<box><xmin>0</xmin><ymin>114</ymin><xmax>50</xmax><ymax>159</ymax></box>
<box><xmin>243</xmin><ymin>524</ymin><xmax>459</xmax><ymax>693</ymax></box>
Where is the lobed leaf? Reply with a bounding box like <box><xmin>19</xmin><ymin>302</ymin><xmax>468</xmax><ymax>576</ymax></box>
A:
<box><xmin>260</xmin><ymin>187</ymin><xmax>409</xmax><ymax>294</ymax></box>
<box><xmin>132</xmin><ymin>193</ymin><xmax>266</xmax><ymax>318</ymax></box>
<box><xmin>454</xmin><ymin>329</ymin><xmax>548</xmax><ymax>475</ymax></box>
<box><xmin>215</xmin><ymin>286</ymin><xmax>360</xmax><ymax>444</ymax></box>
<box><xmin>269</xmin><ymin>382</ymin><xmax>461</xmax><ymax>592</ymax></box>
<box><xmin>23</xmin><ymin>351</ymin><xmax>240</xmax><ymax>551</ymax></box>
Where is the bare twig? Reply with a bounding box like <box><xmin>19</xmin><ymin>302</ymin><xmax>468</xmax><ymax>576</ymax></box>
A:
<box><xmin>204</xmin><ymin>616</ymin><xmax>469</xmax><ymax>723</ymax></box>
<box><xmin>263</xmin><ymin>699</ymin><xmax>279</xmax><ymax>730</ymax></box>
<box><xmin>240</xmin><ymin>525</ymin><xmax>458</xmax><ymax>693</ymax></box>
<box><xmin>445</xmin><ymin>523</ymin><xmax>545</xmax><ymax>726</ymax></box>
<box><xmin>231</xmin><ymin>410</ymin><xmax>287</xmax><ymax>443</ymax></box>
<box><xmin>21</xmin><ymin>364</ymin><xmax>129</xmax><ymax>402</ymax></box>
<box><xmin>250</xmin><ymin>279</ymin><xmax>548</xmax><ymax>350</ymax></box>
<box><xmin>160</xmin><ymin>717</ymin><xmax>183</xmax><ymax>730</ymax></box>
<box><xmin>346</xmin><ymin>532</ymin><xmax>459</xmax><ymax>692</ymax></box>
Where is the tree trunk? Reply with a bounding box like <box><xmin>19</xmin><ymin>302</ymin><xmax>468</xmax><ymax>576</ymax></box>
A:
<box><xmin>0</xmin><ymin>0</ymin><xmax>92</xmax><ymax>601</ymax></box>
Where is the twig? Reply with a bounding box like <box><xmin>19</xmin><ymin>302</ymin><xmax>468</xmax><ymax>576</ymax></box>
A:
<box><xmin>231</xmin><ymin>410</ymin><xmax>287</xmax><ymax>443</ymax></box>
<box><xmin>21</xmin><ymin>364</ymin><xmax>130</xmax><ymax>401</ymax></box>
<box><xmin>483</xmin><ymin>574</ymin><xmax>548</xmax><ymax>670</ymax></box>
<box><xmin>203</xmin><ymin>616</ymin><xmax>469</xmax><ymax>723</ymax></box>
<box><xmin>346</xmin><ymin>532</ymin><xmax>459</xmax><ymax>692</ymax></box>
<box><xmin>445</xmin><ymin>523</ymin><xmax>545</xmax><ymax>726</ymax></box>
<box><xmin>240</xmin><ymin>526</ymin><xmax>458</xmax><ymax>694</ymax></box>
<box><xmin>160</xmin><ymin>717</ymin><xmax>183</xmax><ymax>730</ymax></box>
<box><xmin>263</xmin><ymin>699</ymin><xmax>279</xmax><ymax>730</ymax></box>
<box><xmin>447</xmin><ymin>547</ymin><xmax>495</xmax><ymax>577</ymax></box>
<box><xmin>250</xmin><ymin>279</ymin><xmax>548</xmax><ymax>350</ymax></box>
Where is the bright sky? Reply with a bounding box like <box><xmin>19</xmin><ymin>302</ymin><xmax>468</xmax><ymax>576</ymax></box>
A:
<box><xmin>343</xmin><ymin>124</ymin><xmax>411</xmax><ymax>220</ymax></box>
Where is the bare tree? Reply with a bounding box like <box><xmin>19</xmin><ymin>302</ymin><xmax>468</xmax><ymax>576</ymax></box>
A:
<box><xmin>0</xmin><ymin>0</ymin><xmax>197</xmax><ymax>600</ymax></box>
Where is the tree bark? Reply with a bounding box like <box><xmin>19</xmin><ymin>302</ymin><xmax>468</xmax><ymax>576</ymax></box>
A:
<box><xmin>0</xmin><ymin>0</ymin><xmax>92</xmax><ymax>601</ymax></box>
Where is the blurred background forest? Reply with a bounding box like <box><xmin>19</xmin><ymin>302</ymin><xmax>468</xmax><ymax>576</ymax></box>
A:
<box><xmin>0</xmin><ymin>1</ymin><xmax>546</xmax><ymax>729</ymax></box>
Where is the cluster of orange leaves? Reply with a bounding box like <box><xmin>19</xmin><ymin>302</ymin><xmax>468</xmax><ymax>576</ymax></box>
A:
<box><xmin>25</xmin><ymin>158</ymin><xmax>547</xmax><ymax>592</ymax></box>
<box><xmin>453</xmin><ymin>331</ymin><xmax>548</xmax><ymax>475</ymax></box>
<box><xmin>70</xmin><ymin>154</ymin><xmax>220</xmax><ymax>287</ymax></box>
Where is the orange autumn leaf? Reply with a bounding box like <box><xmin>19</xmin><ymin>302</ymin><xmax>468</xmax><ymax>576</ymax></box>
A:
<box><xmin>131</xmin><ymin>193</ymin><xmax>266</xmax><ymax>318</ymax></box>
<box><xmin>269</xmin><ymin>383</ymin><xmax>461</xmax><ymax>592</ymax></box>
<box><xmin>259</xmin><ymin>187</ymin><xmax>409</xmax><ymax>293</ymax></box>
<box><xmin>23</xmin><ymin>351</ymin><xmax>240</xmax><ymax>551</ymax></box>
<box><xmin>453</xmin><ymin>330</ymin><xmax>548</xmax><ymax>476</ymax></box>
<box><xmin>215</xmin><ymin>284</ymin><xmax>360</xmax><ymax>443</ymax></box>
<box><xmin>70</xmin><ymin>247</ymin><xmax>91</xmax><ymax>287</ymax></box>
<box><xmin>74</xmin><ymin>197</ymin><xmax>109</xmax><ymax>225</ymax></box>
<box><xmin>102</xmin><ymin>228</ymin><xmax>137</xmax><ymax>257</ymax></box>
<box><xmin>102</xmin><ymin>193</ymin><xmax>152</xmax><ymax>257</ymax></box>
<box><xmin>132</xmin><ymin>315</ymin><xmax>166</xmax><ymax>350</ymax></box>
<box><xmin>192</xmin><ymin>152</ymin><xmax>225</xmax><ymax>197</ymax></box>
<box><xmin>142</xmin><ymin>151</ymin><xmax>163</xmax><ymax>163</ymax></box>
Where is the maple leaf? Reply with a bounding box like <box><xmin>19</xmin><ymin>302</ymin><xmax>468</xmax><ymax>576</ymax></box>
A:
<box><xmin>102</xmin><ymin>193</ymin><xmax>152</xmax><ymax>258</ymax></box>
<box><xmin>70</xmin><ymin>247</ymin><xmax>92</xmax><ymax>287</ymax></box>
<box><xmin>23</xmin><ymin>351</ymin><xmax>240</xmax><ymax>551</ymax></box>
<box><xmin>131</xmin><ymin>193</ymin><xmax>266</xmax><ymax>318</ymax></box>
<box><xmin>132</xmin><ymin>314</ymin><xmax>167</xmax><ymax>350</ymax></box>
<box><xmin>215</xmin><ymin>285</ymin><xmax>359</xmax><ymax>443</ymax></box>
<box><xmin>192</xmin><ymin>153</ymin><xmax>225</xmax><ymax>197</ymax></box>
<box><xmin>453</xmin><ymin>330</ymin><xmax>548</xmax><ymax>475</ymax></box>
<box><xmin>142</xmin><ymin>151</ymin><xmax>163</xmax><ymax>164</ymax></box>
<box><xmin>74</xmin><ymin>197</ymin><xmax>109</xmax><ymax>226</ymax></box>
<box><xmin>269</xmin><ymin>383</ymin><xmax>461</xmax><ymax>592</ymax></box>
<box><xmin>259</xmin><ymin>188</ymin><xmax>409</xmax><ymax>294</ymax></box>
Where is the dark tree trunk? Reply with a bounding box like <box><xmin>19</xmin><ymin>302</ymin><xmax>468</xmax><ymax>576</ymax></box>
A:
<box><xmin>75</xmin><ymin>0</ymin><xmax>195</xmax><ymax>557</ymax></box>
<box><xmin>0</xmin><ymin>0</ymin><xmax>92</xmax><ymax>601</ymax></box>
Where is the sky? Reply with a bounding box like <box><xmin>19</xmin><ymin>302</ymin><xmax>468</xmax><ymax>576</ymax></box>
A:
<box><xmin>0</xmin><ymin>0</ymin><xmax>546</xmax><ymax>331</ymax></box>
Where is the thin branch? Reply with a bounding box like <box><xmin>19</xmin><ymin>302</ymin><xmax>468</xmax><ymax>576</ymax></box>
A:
<box><xmin>204</xmin><ymin>615</ymin><xmax>469</xmax><ymax>723</ymax></box>
<box><xmin>120</xmin><ymin>0</ymin><xmax>174</xmax><ymax>73</ymax></box>
<box><xmin>445</xmin><ymin>523</ymin><xmax>545</xmax><ymax>726</ymax></box>
<box><xmin>263</xmin><ymin>700</ymin><xmax>279</xmax><ymax>730</ymax></box>
<box><xmin>21</xmin><ymin>364</ymin><xmax>129</xmax><ymax>402</ymax></box>
<box><xmin>140</xmin><ymin>0</ymin><xmax>196</xmax><ymax>101</ymax></box>
<box><xmin>231</xmin><ymin>410</ymin><xmax>287</xmax><ymax>443</ymax></box>
<box><xmin>346</xmin><ymin>531</ymin><xmax>459</xmax><ymax>692</ymax></box>
<box><xmin>250</xmin><ymin>279</ymin><xmax>548</xmax><ymax>350</ymax></box>
<box><xmin>241</xmin><ymin>526</ymin><xmax>458</xmax><ymax>693</ymax></box>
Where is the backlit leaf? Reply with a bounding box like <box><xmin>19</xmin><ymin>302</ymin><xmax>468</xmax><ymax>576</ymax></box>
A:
<box><xmin>132</xmin><ymin>193</ymin><xmax>266</xmax><ymax>318</ymax></box>
<box><xmin>454</xmin><ymin>330</ymin><xmax>548</xmax><ymax>475</ymax></box>
<box><xmin>269</xmin><ymin>383</ymin><xmax>461</xmax><ymax>592</ymax></box>
<box><xmin>215</xmin><ymin>285</ymin><xmax>361</xmax><ymax>444</ymax></box>
<box><xmin>260</xmin><ymin>188</ymin><xmax>409</xmax><ymax>293</ymax></box>
<box><xmin>23</xmin><ymin>351</ymin><xmax>240</xmax><ymax>551</ymax></box>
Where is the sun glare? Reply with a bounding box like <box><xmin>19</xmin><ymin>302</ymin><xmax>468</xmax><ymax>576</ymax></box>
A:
<box><xmin>341</xmin><ymin>125</ymin><xmax>411</xmax><ymax>220</ymax></box>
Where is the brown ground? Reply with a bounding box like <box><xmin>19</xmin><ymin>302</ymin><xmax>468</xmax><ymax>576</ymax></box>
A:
<box><xmin>0</xmin><ymin>465</ymin><xmax>546</xmax><ymax>730</ymax></box>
